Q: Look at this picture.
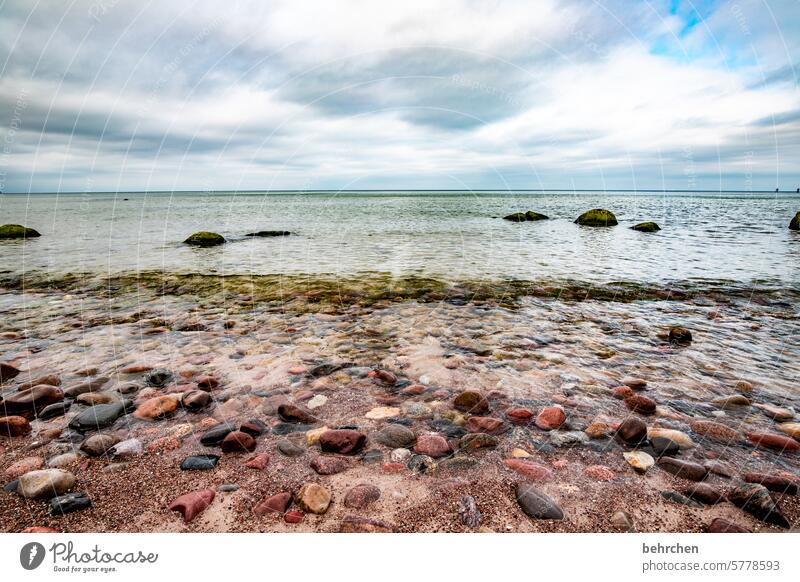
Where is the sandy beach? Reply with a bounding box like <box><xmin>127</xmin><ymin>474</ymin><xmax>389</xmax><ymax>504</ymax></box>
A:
<box><xmin>1</xmin><ymin>272</ymin><xmax>798</xmax><ymax>532</ymax></box>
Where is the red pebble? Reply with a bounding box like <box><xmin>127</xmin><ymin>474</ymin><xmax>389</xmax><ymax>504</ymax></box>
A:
<box><xmin>244</xmin><ymin>453</ymin><xmax>270</xmax><ymax>470</ymax></box>
<box><xmin>168</xmin><ymin>488</ymin><xmax>215</xmax><ymax>523</ymax></box>
<box><xmin>382</xmin><ymin>462</ymin><xmax>405</xmax><ymax>473</ymax></box>
<box><xmin>21</xmin><ymin>526</ymin><xmax>59</xmax><ymax>533</ymax></box>
<box><xmin>284</xmin><ymin>510</ymin><xmax>304</xmax><ymax>523</ymax></box>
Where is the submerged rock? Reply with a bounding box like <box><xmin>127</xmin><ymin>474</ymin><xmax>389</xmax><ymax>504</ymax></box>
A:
<box><xmin>728</xmin><ymin>483</ymin><xmax>789</xmax><ymax>528</ymax></box>
<box><xmin>574</xmin><ymin>208</ymin><xmax>617</xmax><ymax>227</ymax></box>
<box><xmin>668</xmin><ymin>326</ymin><xmax>692</xmax><ymax>345</ymax></box>
<box><xmin>630</xmin><ymin>221</ymin><xmax>661</xmax><ymax>232</ymax></box>
<box><xmin>503</xmin><ymin>211</ymin><xmax>549</xmax><ymax>222</ymax></box>
<box><xmin>0</xmin><ymin>224</ymin><xmax>40</xmax><ymax>239</ymax></box>
<box><xmin>244</xmin><ymin>230</ymin><xmax>292</xmax><ymax>237</ymax></box>
<box><xmin>184</xmin><ymin>231</ymin><xmax>226</xmax><ymax>247</ymax></box>
<box><xmin>69</xmin><ymin>402</ymin><xmax>130</xmax><ymax>432</ymax></box>
<box><xmin>0</xmin><ymin>362</ymin><xmax>21</xmax><ymax>383</ymax></box>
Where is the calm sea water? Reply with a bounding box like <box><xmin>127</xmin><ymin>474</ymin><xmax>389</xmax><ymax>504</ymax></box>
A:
<box><xmin>1</xmin><ymin>191</ymin><xmax>799</xmax><ymax>285</ymax></box>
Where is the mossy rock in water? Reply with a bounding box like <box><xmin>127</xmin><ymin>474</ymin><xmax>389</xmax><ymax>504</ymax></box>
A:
<box><xmin>0</xmin><ymin>224</ymin><xmax>41</xmax><ymax>239</ymax></box>
<box><xmin>184</xmin><ymin>231</ymin><xmax>226</xmax><ymax>247</ymax></box>
<box><xmin>790</xmin><ymin>212</ymin><xmax>800</xmax><ymax>231</ymax></box>
<box><xmin>245</xmin><ymin>230</ymin><xmax>292</xmax><ymax>237</ymax></box>
<box><xmin>574</xmin><ymin>208</ymin><xmax>617</xmax><ymax>227</ymax></box>
<box><xmin>630</xmin><ymin>221</ymin><xmax>661</xmax><ymax>232</ymax></box>
<box><xmin>503</xmin><ymin>211</ymin><xmax>549</xmax><ymax>222</ymax></box>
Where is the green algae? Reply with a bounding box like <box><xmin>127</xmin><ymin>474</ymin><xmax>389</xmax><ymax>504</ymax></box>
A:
<box><xmin>630</xmin><ymin>222</ymin><xmax>661</xmax><ymax>232</ymax></box>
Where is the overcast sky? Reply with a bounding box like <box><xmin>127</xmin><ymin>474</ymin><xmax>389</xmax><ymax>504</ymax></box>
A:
<box><xmin>1</xmin><ymin>0</ymin><xmax>798</xmax><ymax>193</ymax></box>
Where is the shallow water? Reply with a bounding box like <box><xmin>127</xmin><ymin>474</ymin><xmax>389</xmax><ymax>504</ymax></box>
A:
<box><xmin>2</xmin><ymin>191</ymin><xmax>799</xmax><ymax>285</ymax></box>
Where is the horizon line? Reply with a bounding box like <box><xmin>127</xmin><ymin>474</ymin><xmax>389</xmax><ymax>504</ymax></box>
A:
<box><xmin>3</xmin><ymin>188</ymin><xmax>800</xmax><ymax>195</ymax></box>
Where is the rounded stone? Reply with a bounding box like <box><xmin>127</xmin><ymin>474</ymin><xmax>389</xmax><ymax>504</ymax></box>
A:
<box><xmin>344</xmin><ymin>483</ymin><xmax>381</xmax><ymax>509</ymax></box>
<box><xmin>184</xmin><ymin>231</ymin><xmax>226</xmax><ymax>247</ymax></box>
<box><xmin>574</xmin><ymin>208</ymin><xmax>617</xmax><ymax>227</ymax></box>
<box><xmin>294</xmin><ymin>483</ymin><xmax>331</xmax><ymax>514</ymax></box>
<box><xmin>535</xmin><ymin>406</ymin><xmax>566</xmax><ymax>430</ymax></box>
<box><xmin>17</xmin><ymin>469</ymin><xmax>75</xmax><ymax>499</ymax></box>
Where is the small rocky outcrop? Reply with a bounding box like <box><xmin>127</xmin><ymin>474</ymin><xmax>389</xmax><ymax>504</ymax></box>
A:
<box><xmin>0</xmin><ymin>224</ymin><xmax>40</xmax><ymax>239</ymax></box>
<box><xmin>789</xmin><ymin>212</ymin><xmax>800</xmax><ymax>230</ymax></box>
<box><xmin>244</xmin><ymin>230</ymin><xmax>292</xmax><ymax>237</ymax></box>
<box><xmin>183</xmin><ymin>232</ymin><xmax>226</xmax><ymax>247</ymax></box>
<box><xmin>630</xmin><ymin>221</ymin><xmax>660</xmax><ymax>232</ymax></box>
<box><xmin>503</xmin><ymin>211</ymin><xmax>549</xmax><ymax>222</ymax></box>
<box><xmin>574</xmin><ymin>208</ymin><xmax>617</xmax><ymax>227</ymax></box>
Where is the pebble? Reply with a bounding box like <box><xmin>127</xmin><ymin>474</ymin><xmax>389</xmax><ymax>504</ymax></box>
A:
<box><xmin>47</xmin><ymin>453</ymin><xmax>81</xmax><ymax>468</ymax></box>
<box><xmin>182</xmin><ymin>390</ymin><xmax>211</xmax><ymax>411</ymax></box>
<box><xmin>458</xmin><ymin>495</ymin><xmax>482</xmax><ymax>528</ymax></box>
<box><xmin>344</xmin><ymin>483</ymin><xmax>381</xmax><ymax>509</ymax></box>
<box><xmin>5</xmin><ymin>456</ymin><xmax>44</xmax><ymax>478</ymax></box>
<box><xmin>307</xmin><ymin>395</ymin><xmax>328</xmax><ymax>409</ymax></box>
<box><xmin>168</xmin><ymin>488</ymin><xmax>215</xmax><ymax>523</ymax></box>
<box><xmin>535</xmin><ymin>406</ymin><xmax>566</xmax><ymax>430</ymax></box>
<box><xmin>80</xmin><ymin>434</ymin><xmax>120</xmax><ymax>456</ymax></box>
<box><xmin>625</xmin><ymin>394</ymin><xmax>656</xmax><ymax>415</ymax></box>
<box><xmin>453</xmin><ymin>391</ymin><xmax>489</xmax><ymax>414</ymax></box>
<box><xmin>0</xmin><ymin>415</ymin><xmax>31</xmax><ymax>437</ymax></box>
<box><xmin>648</xmin><ymin>437</ymin><xmax>681</xmax><ymax>458</ymax></box>
<box><xmin>713</xmin><ymin>395</ymin><xmax>751</xmax><ymax>409</ymax></box>
<box><xmin>311</xmin><ymin>455</ymin><xmax>351</xmax><ymax>474</ymax></box>
<box><xmin>753</xmin><ymin>403</ymin><xmax>794</xmax><ymax>422</ymax></box>
<box><xmin>277</xmin><ymin>439</ymin><xmax>305</xmax><ymax>457</ymax></box>
<box><xmin>133</xmin><ymin>395</ymin><xmax>179</xmax><ymax>420</ymax></box>
<box><xmin>707</xmin><ymin>517</ymin><xmax>751</xmax><ymax>533</ymax></box>
<box><xmin>294</xmin><ymin>483</ymin><xmax>331</xmax><ymax>514</ymax></box>
<box><xmin>362</xmin><ymin>449</ymin><xmax>383</xmax><ymax>464</ymax></box>
<box><xmin>253</xmin><ymin>492</ymin><xmax>292</xmax><ymax>515</ymax></box>
<box><xmin>319</xmin><ymin>429</ymin><xmax>367</xmax><ymax>454</ymax></box>
<box><xmin>407</xmin><ymin>454</ymin><xmax>437</xmax><ymax>475</ymax></box>
<box><xmin>69</xmin><ymin>402</ymin><xmax>129</xmax><ymax>432</ymax></box>
<box><xmin>278</xmin><ymin>403</ymin><xmax>319</xmax><ymax>424</ymax></box>
<box><xmin>689</xmin><ymin>420</ymin><xmax>741</xmax><ymax>444</ymax></box>
<box><xmin>180</xmin><ymin>454</ymin><xmax>220</xmax><ymax>471</ymax></box>
<box><xmin>616</xmin><ymin>417</ymin><xmax>648</xmax><ymax>445</ymax></box>
<box><xmin>50</xmin><ymin>492</ymin><xmax>92</xmax><ymax>515</ymax></box>
<box><xmin>505</xmin><ymin>459</ymin><xmax>553</xmax><ymax>481</ymax></box>
<box><xmin>549</xmin><ymin>431</ymin><xmax>588</xmax><ymax>447</ymax></box>
<box><xmin>459</xmin><ymin>432</ymin><xmax>498</xmax><ymax>450</ymax></box>
<box><xmin>657</xmin><ymin>457</ymin><xmax>708</xmax><ymax>481</ymax></box>
<box><xmin>746</xmin><ymin>431</ymin><xmax>800</xmax><ymax>451</ymax></box>
<box><xmin>200</xmin><ymin>424</ymin><xmax>235</xmax><ymax>446</ymax></box>
<box><xmin>372</xmin><ymin>424</ymin><xmax>416</xmax><ymax>449</ymax></box>
<box><xmin>220</xmin><ymin>431</ymin><xmax>257</xmax><ymax>453</ymax></box>
<box><xmin>365</xmin><ymin>406</ymin><xmax>400</xmax><ymax>420</ymax></box>
<box><xmin>144</xmin><ymin>369</ymin><xmax>174</xmax><ymax>388</ymax></box>
<box><xmin>284</xmin><ymin>510</ymin><xmax>304</xmax><ymax>523</ymax></box>
<box><xmin>660</xmin><ymin>491</ymin><xmax>702</xmax><ymax>508</ymax></box>
<box><xmin>505</xmin><ymin>408</ymin><xmax>533</xmax><ymax>424</ymax></box>
<box><xmin>17</xmin><ymin>469</ymin><xmax>75</xmax><ymax>499</ymax></box>
<box><xmin>15</xmin><ymin>374</ymin><xmax>61</xmax><ymax>391</ymax></box>
<box><xmin>515</xmin><ymin>483</ymin><xmax>564</xmax><ymax>520</ymax></box>
<box><xmin>63</xmin><ymin>377</ymin><xmax>110</xmax><ymax>398</ymax></box>
<box><xmin>728</xmin><ymin>483</ymin><xmax>789</xmax><ymax>528</ymax></box>
<box><xmin>466</xmin><ymin>416</ymin><xmax>505</xmax><ymax>434</ymax></box>
<box><xmin>742</xmin><ymin>472</ymin><xmax>798</xmax><ymax>495</ymax></box>
<box><xmin>585</xmin><ymin>420</ymin><xmax>611</xmax><ymax>439</ymax></box>
<box><xmin>76</xmin><ymin>392</ymin><xmax>116</xmax><ymax>406</ymax></box>
<box><xmin>612</xmin><ymin>386</ymin><xmax>634</xmax><ymax>399</ymax></box>
<box><xmin>401</xmin><ymin>402</ymin><xmax>433</xmax><ymax>419</ymax></box>
<box><xmin>776</xmin><ymin>422</ymin><xmax>800</xmax><ymax>440</ymax></box>
<box><xmin>623</xmin><ymin>450</ymin><xmax>655</xmax><ymax>473</ymax></box>
<box><xmin>107</xmin><ymin>438</ymin><xmax>141</xmax><ymax>459</ymax></box>
<box><xmin>682</xmin><ymin>483</ymin><xmax>724</xmax><ymax>504</ymax></box>
<box><xmin>0</xmin><ymin>362</ymin><xmax>21</xmax><ymax>382</ymax></box>
<box><xmin>3</xmin><ymin>385</ymin><xmax>64</xmax><ymax>415</ymax></box>
<box><xmin>668</xmin><ymin>326</ymin><xmax>692</xmax><ymax>345</ymax></box>
<box><xmin>38</xmin><ymin>401</ymin><xmax>72</xmax><ymax>420</ymax></box>
<box><xmin>244</xmin><ymin>453</ymin><xmax>270</xmax><ymax>470</ymax></box>
<box><xmin>647</xmin><ymin>428</ymin><xmax>694</xmax><ymax>449</ymax></box>
<box><xmin>622</xmin><ymin>377</ymin><xmax>647</xmax><ymax>390</ymax></box>
<box><xmin>510</xmin><ymin>447</ymin><xmax>531</xmax><ymax>458</ymax></box>
<box><xmin>414</xmin><ymin>434</ymin><xmax>453</xmax><ymax>458</ymax></box>
<box><xmin>239</xmin><ymin>419</ymin><xmax>267</xmax><ymax>436</ymax></box>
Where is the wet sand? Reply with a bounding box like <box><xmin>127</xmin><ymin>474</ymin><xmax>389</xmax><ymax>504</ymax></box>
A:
<box><xmin>1</xmin><ymin>276</ymin><xmax>798</xmax><ymax>532</ymax></box>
